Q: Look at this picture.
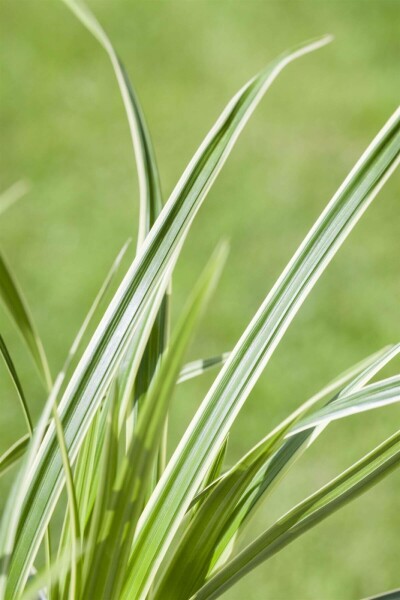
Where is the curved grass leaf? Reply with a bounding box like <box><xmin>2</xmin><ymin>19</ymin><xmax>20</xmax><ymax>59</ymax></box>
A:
<box><xmin>0</xmin><ymin>434</ymin><xmax>30</xmax><ymax>478</ymax></box>
<box><xmin>20</xmin><ymin>547</ymin><xmax>84</xmax><ymax>600</ymax></box>
<box><xmin>177</xmin><ymin>353</ymin><xmax>230</xmax><ymax>384</ymax></box>
<box><xmin>0</xmin><ymin>241</ymin><xmax>128</xmax><ymax>596</ymax></box>
<box><xmin>229</xmin><ymin>343</ymin><xmax>400</xmax><ymax>555</ymax></box>
<box><xmin>4</xmin><ymin>36</ymin><xmax>330</xmax><ymax>598</ymax></box>
<box><xmin>62</xmin><ymin>0</ymin><xmax>170</xmax><ymax>479</ymax></box>
<box><xmin>123</xmin><ymin>107</ymin><xmax>400</xmax><ymax>600</ymax></box>
<box><xmin>154</xmin><ymin>345</ymin><xmax>399</xmax><ymax>598</ymax></box>
<box><xmin>193</xmin><ymin>429</ymin><xmax>400</xmax><ymax>599</ymax></box>
<box><xmin>82</xmin><ymin>243</ymin><xmax>228</xmax><ymax>600</ymax></box>
<box><xmin>0</xmin><ymin>241</ymin><xmax>130</xmax><ymax>480</ymax></box>
<box><xmin>289</xmin><ymin>374</ymin><xmax>400</xmax><ymax>435</ymax></box>
<box><xmin>62</xmin><ymin>0</ymin><xmax>162</xmax><ymax>245</ymax></box>
<box><xmin>364</xmin><ymin>590</ymin><xmax>400</xmax><ymax>600</ymax></box>
<box><xmin>50</xmin><ymin>405</ymin><xmax>81</xmax><ymax>600</ymax></box>
<box><xmin>0</xmin><ymin>351</ymin><xmax>229</xmax><ymax>483</ymax></box>
<box><xmin>188</xmin><ymin>346</ymin><xmax>392</xmax><ymax>514</ymax></box>
<box><xmin>0</xmin><ymin>251</ymin><xmax>52</xmax><ymax>389</ymax></box>
<box><xmin>0</xmin><ymin>374</ymin><xmax>64</xmax><ymax>598</ymax></box>
<box><xmin>80</xmin><ymin>384</ymin><xmax>120</xmax><ymax>596</ymax></box>
<box><xmin>0</xmin><ymin>335</ymin><xmax>32</xmax><ymax>434</ymax></box>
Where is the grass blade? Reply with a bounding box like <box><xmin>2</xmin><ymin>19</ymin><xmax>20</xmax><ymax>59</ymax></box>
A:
<box><xmin>0</xmin><ymin>434</ymin><xmax>30</xmax><ymax>478</ymax></box>
<box><xmin>0</xmin><ymin>241</ymin><xmax>130</xmax><ymax>481</ymax></box>
<box><xmin>364</xmin><ymin>590</ymin><xmax>400</xmax><ymax>600</ymax></box>
<box><xmin>83</xmin><ymin>243</ymin><xmax>228</xmax><ymax>600</ymax></box>
<box><xmin>193</xmin><ymin>429</ymin><xmax>400</xmax><ymax>599</ymax></box>
<box><xmin>289</xmin><ymin>374</ymin><xmax>400</xmax><ymax>434</ymax></box>
<box><xmin>154</xmin><ymin>345</ymin><xmax>398</xmax><ymax>599</ymax></box>
<box><xmin>63</xmin><ymin>0</ymin><xmax>171</xmax><ymax>482</ymax></box>
<box><xmin>0</xmin><ymin>335</ymin><xmax>32</xmax><ymax>434</ymax></box>
<box><xmin>123</xmin><ymin>108</ymin><xmax>400</xmax><ymax>600</ymax></box>
<box><xmin>177</xmin><ymin>353</ymin><xmax>230</xmax><ymax>384</ymax></box>
<box><xmin>234</xmin><ymin>343</ymin><xmax>400</xmax><ymax>545</ymax></box>
<box><xmin>4</xmin><ymin>36</ymin><xmax>330</xmax><ymax>598</ymax></box>
<box><xmin>61</xmin><ymin>0</ymin><xmax>162</xmax><ymax>245</ymax></box>
<box><xmin>0</xmin><ymin>251</ymin><xmax>51</xmax><ymax>389</ymax></box>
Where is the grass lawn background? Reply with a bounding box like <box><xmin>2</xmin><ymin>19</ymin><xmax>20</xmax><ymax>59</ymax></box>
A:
<box><xmin>1</xmin><ymin>1</ymin><xmax>399</xmax><ymax>598</ymax></box>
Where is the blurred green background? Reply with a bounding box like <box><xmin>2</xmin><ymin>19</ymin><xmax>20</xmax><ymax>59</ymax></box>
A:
<box><xmin>1</xmin><ymin>1</ymin><xmax>399</xmax><ymax>598</ymax></box>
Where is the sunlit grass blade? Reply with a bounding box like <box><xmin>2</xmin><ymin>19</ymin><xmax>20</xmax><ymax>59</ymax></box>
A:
<box><xmin>61</xmin><ymin>0</ymin><xmax>162</xmax><ymax>245</ymax></box>
<box><xmin>364</xmin><ymin>590</ymin><xmax>400</xmax><ymax>600</ymax></box>
<box><xmin>80</xmin><ymin>385</ymin><xmax>119</xmax><ymax>593</ymax></box>
<box><xmin>0</xmin><ymin>232</ymin><xmax>120</xmax><ymax>593</ymax></box>
<box><xmin>49</xmin><ymin>405</ymin><xmax>81</xmax><ymax>600</ymax></box>
<box><xmin>65</xmin><ymin>240</ymin><xmax>131</xmax><ymax>370</ymax></box>
<box><xmin>0</xmin><ymin>181</ymin><xmax>30</xmax><ymax>216</ymax></box>
<box><xmin>4</xmin><ymin>36</ymin><xmax>330</xmax><ymax>598</ymax></box>
<box><xmin>62</xmin><ymin>2</ymin><xmax>170</xmax><ymax>452</ymax></box>
<box><xmin>0</xmin><ymin>335</ymin><xmax>32</xmax><ymax>434</ymax></box>
<box><xmin>0</xmin><ymin>251</ymin><xmax>52</xmax><ymax>389</ymax></box>
<box><xmin>123</xmin><ymin>108</ymin><xmax>399</xmax><ymax>600</ymax></box>
<box><xmin>116</xmin><ymin>272</ymin><xmax>174</xmax><ymax>444</ymax></box>
<box><xmin>188</xmin><ymin>346</ymin><xmax>391</xmax><ymax>515</ymax></box>
<box><xmin>153</xmin><ymin>421</ymin><xmax>292</xmax><ymax>599</ymax></box>
<box><xmin>193</xmin><ymin>429</ymin><xmax>400</xmax><ymax>600</ymax></box>
<box><xmin>63</xmin><ymin>0</ymin><xmax>174</xmax><ymax>482</ymax></box>
<box><xmin>177</xmin><ymin>353</ymin><xmax>230</xmax><ymax>384</ymax></box>
<box><xmin>20</xmin><ymin>547</ymin><xmax>84</xmax><ymax>600</ymax></box>
<box><xmin>0</xmin><ymin>434</ymin><xmax>30</xmax><ymax>478</ymax></box>
<box><xmin>201</xmin><ymin>436</ymin><xmax>229</xmax><ymax>496</ymax></box>
<box><xmin>0</xmin><ymin>374</ymin><xmax>64</xmax><ymax>598</ymax></box>
<box><xmin>0</xmin><ymin>370</ymin><xmax>79</xmax><ymax>599</ymax></box>
<box><xmin>153</xmin><ymin>346</ymin><xmax>397</xmax><ymax>598</ymax></box>
<box><xmin>0</xmin><ymin>252</ymin><xmax>53</xmax><ymax>595</ymax></box>
<box><xmin>232</xmin><ymin>343</ymin><xmax>400</xmax><ymax>548</ymax></box>
<box><xmin>0</xmin><ymin>241</ymin><xmax>130</xmax><ymax>485</ymax></box>
<box><xmin>73</xmin><ymin>410</ymin><xmax>104</xmax><ymax>532</ymax></box>
<box><xmin>82</xmin><ymin>243</ymin><xmax>228</xmax><ymax>600</ymax></box>
<box><xmin>289</xmin><ymin>374</ymin><xmax>400</xmax><ymax>435</ymax></box>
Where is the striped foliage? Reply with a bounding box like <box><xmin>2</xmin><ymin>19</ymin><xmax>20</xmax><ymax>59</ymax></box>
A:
<box><xmin>0</xmin><ymin>2</ymin><xmax>399</xmax><ymax>599</ymax></box>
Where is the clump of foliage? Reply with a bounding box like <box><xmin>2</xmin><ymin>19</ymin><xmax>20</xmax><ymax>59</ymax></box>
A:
<box><xmin>0</xmin><ymin>1</ymin><xmax>399</xmax><ymax>599</ymax></box>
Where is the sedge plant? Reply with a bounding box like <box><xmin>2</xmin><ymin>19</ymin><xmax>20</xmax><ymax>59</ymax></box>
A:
<box><xmin>0</xmin><ymin>1</ymin><xmax>399</xmax><ymax>599</ymax></box>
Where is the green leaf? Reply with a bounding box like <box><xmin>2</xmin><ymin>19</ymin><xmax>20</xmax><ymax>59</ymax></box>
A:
<box><xmin>0</xmin><ymin>374</ymin><xmax>64</xmax><ymax>598</ymax></box>
<box><xmin>1</xmin><ymin>232</ymin><xmax>125</xmax><ymax>594</ymax></box>
<box><xmin>80</xmin><ymin>384</ymin><xmax>120</xmax><ymax>595</ymax></box>
<box><xmin>289</xmin><ymin>373</ymin><xmax>400</xmax><ymax>435</ymax></box>
<box><xmin>20</xmin><ymin>547</ymin><xmax>84</xmax><ymax>600</ymax></box>
<box><xmin>82</xmin><ymin>243</ymin><xmax>228</xmax><ymax>600</ymax></box>
<box><xmin>62</xmin><ymin>0</ymin><xmax>170</xmax><ymax>480</ymax></box>
<box><xmin>0</xmin><ymin>350</ymin><xmax>228</xmax><ymax>483</ymax></box>
<box><xmin>50</xmin><ymin>404</ymin><xmax>81</xmax><ymax>600</ymax></box>
<box><xmin>123</xmin><ymin>107</ymin><xmax>400</xmax><ymax>600</ymax></box>
<box><xmin>65</xmin><ymin>240</ymin><xmax>131</xmax><ymax>371</ymax></box>
<box><xmin>154</xmin><ymin>345</ymin><xmax>399</xmax><ymax>599</ymax></box>
<box><xmin>154</xmin><ymin>420</ymin><xmax>291</xmax><ymax>599</ymax></box>
<box><xmin>231</xmin><ymin>343</ymin><xmax>400</xmax><ymax>551</ymax></box>
<box><xmin>193</xmin><ymin>429</ymin><xmax>400</xmax><ymax>600</ymax></box>
<box><xmin>0</xmin><ymin>434</ymin><xmax>30</xmax><ymax>478</ymax></box>
<box><xmin>61</xmin><ymin>0</ymin><xmax>162</xmax><ymax>245</ymax></box>
<box><xmin>177</xmin><ymin>353</ymin><xmax>230</xmax><ymax>384</ymax></box>
<box><xmin>4</xmin><ymin>35</ymin><xmax>330</xmax><ymax>598</ymax></box>
<box><xmin>0</xmin><ymin>335</ymin><xmax>32</xmax><ymax>434</ymax></box>
<box><xmin>0</xmin><ymin>250</ymin><xmax>52</xmax><ymax>389</ymax></box>
<box><xmin>0</xmin><ymin>241</ymin><xmax>130</xmax><ymax>479</ymax></box>
<box><xmin>363</xmin><ymin>590</ymin><xmax>400</xmax><ymax>600</ymax></box>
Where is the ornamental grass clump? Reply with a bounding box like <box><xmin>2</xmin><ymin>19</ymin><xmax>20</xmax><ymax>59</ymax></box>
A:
<box><xmin>0</xmin><ymin>1</ymin><xmax>399</xmax><ymax>599</ymax></box>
